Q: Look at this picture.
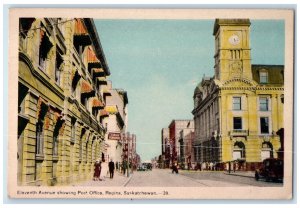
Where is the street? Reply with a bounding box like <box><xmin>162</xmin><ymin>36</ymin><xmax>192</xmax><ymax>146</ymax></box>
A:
<box><xmin>126</xmin><ymin>169</ymin><xmax>283</xmax><ymax>187</ymax></box>
<box><xmin>75</xmin><ymin>168</ymin><xmax>283</xmax><ymax>187</ymax></box>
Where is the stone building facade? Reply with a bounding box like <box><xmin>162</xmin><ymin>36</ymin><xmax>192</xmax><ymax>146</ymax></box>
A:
<box><xmin>192</xmin><ymin>19</ymin><xmax>284</xmax><ymax>171</ymax></box>
<box><xmin>18</xmin><ymin>18</ymin><xmax>112</xmax><ymax>185</ymax></box>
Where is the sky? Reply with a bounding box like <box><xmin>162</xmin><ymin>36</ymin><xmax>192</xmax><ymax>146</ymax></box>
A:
<box><xmin>94</xmin><ymin>19</ymin><xmax>284</xmax><ymax>161</ymax></box>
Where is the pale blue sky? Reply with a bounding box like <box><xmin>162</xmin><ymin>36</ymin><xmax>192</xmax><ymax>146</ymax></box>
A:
<box><xmin>94</xmin><ymin>20</ymin><xmax>284</xmax><ymax>161</ymax></box>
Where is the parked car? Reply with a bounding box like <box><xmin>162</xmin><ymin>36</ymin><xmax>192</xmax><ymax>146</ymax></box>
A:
<box><xmin>137</xmin><ymin>165</ymin><xmax>146</xmax><ymax>171</ymax></box>
<box><xmin>255</xmin><ymin>158</ymin><xmax>283</xmax><ymax>182</ymax></box>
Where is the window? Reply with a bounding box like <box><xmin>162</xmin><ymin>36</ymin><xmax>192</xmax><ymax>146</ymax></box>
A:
<box><xmin>53</xmin><ymin>134</ymin><xmax>58</xmax><ymax>156</ymax></box>
<box><xmin>81</xmin><ymin>96</ymin><xmax>89</xmax><ymax>109</ymax></box>
<box><xmin>71</xmin><ymin>118</ymin><xmax>76</xmax><ymax>143</ymax></box>
<box><xmin>92</xmin><ymin>108</ymin><xmax>98</xmax><ymax>118</ymax></box>
<box><xmin>79</xmin><ymin>128</ymin><xmax>86</xmax><ymax>162</ymax></box>
<box><xmin>261</xmin><ymin>142</ymin><xmax>273</xmax><ymax>160</ymax></box>
<box><xmin>260</xmin><ymin>117</ymin><xmax>269</xmax><ymax>134</ymax></box>
<box><xmin>86</xmin><ymin>142</ymin><xmax>89</xmax><ymax>161</ymax></box>
<box><xmin>259</xmin><ymin>97</ymin><xmax>269</xmax><ymax>111</ymax></box>
<box><xmin>233</xmin><ymin>117</ymin><xmax>242</xmax><ymax>130</ymax></box>
<box><xmin>233</xmin><ymin>97</ymin><xmax>241</xmax><ymax>110</ymax></box>
<box><xmin>53</xmin><ymin>118</ymin><xmax>63</xmax><ymax>157</ymax></box>
<box><xmin>233</xmin><ymin>142</ymin><xmax>245</xmax><ymax>159</ymax></box>
<box><xmin>260</xmin><ymin>71</ymin><xmax>268</xmax><ymax>83</ymax></box>
<box><xmin>39</xmin><ymin>26</ymin><xmax>53</xmax><ymax>72</ymax></box>
<box><xmin>55</xmin><ymin>51</ymin><xmax>63</xmax><ymax>85</ymax></box>
<box><xmin>36</xmin><ymin>121</ymin><xmax>44</xmax><ymax>155</ymax></box>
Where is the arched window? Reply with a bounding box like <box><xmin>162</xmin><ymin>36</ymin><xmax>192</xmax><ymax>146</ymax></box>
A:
<box><xmin>233</xmin><ymin>142</ymin><xmax>245</xmax><ymax>160</ymax></box>
<box><xmin>79</xmin><ymin>128</ymin><xmax>86</xmax><ymax>162</ymax></box>
<box><xmin>261</xmin><ymin>142</ymin><xmax>273</xmax><ymax>160</ymax></box>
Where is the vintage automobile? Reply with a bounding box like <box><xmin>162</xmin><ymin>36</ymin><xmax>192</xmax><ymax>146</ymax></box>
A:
<box><xmin>255</xmin><ymin>158</ymin><xmax>283</xmax><ymax>182</ymax></box>
<box><xmin>137</xmin><ymin>165</ymin><xmax>146</xmax><ymax>171</ymax></box>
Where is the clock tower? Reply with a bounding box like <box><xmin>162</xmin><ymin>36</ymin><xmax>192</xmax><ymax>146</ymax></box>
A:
<box><xmin>213</xmin><ymin>19</ymin><xmax>252</xmax><ymax>81</ymax></box>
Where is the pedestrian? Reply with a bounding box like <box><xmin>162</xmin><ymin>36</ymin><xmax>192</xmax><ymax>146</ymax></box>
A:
<box><xmin>171</xmin><ymin>163</ymin><xmax>178</xmax><ymax>174</ymax></box>
<box><xmin>93</xmin><ymin>159</ymin><xmax>101</xmax><ymax>181</ymax></box>
<box><xmin>123</xmin><ymin>160</ymin><xmax>127</xmax><ymax>175</ymax></box>
<box><xmin>228</xmin><ymin>161</ymin><xmax>231</xmax><ymax>174</ymax></box>
<box><xmin>100</xmin><ymin>157</ymin><xmax>108</xmax><ymax>180</ymax></box>
<box><xmin>233</xmin><ymin>161</ymin><xmax>236</xmax><ymax>172</ymax></box>
<box><xmin>109</xmin><ymin>159</ymin><xmax>115</xmax><ymax>179</ymax></box>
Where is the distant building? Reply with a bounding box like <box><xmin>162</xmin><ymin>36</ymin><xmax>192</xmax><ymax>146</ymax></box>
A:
<box><xmin>179</xmin><ymin>121</ymin><xmax>195</xmax><ymax>169</ymax></box>
<box><xmin>168</xmin><ymin>120</ymin><xmax>194</xmax><ymax>165</ymax></box>
<box><xmin>192</xmin><ymin>19</ymin><xmax>284</xmax><ymax>171</ymax></box>
<box><xmin>161</xmin><ymin>128</ymin><xmax>170</xmax><ymax>168</ymax></box>
<box><xmin>122</xmin><ymin>132</ymin><xmax>138</xmax><ymax>170</ymax></box>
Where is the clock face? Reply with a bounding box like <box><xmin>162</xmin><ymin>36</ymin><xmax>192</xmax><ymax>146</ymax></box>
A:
<box><xmin>229</xmin><ymin>34</ymin><xmax>240</xmax><ymax>45</ymax></box>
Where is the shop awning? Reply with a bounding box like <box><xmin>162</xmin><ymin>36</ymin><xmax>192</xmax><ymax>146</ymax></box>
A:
<box><xmin>105</xmin><ymin>106</ymin><xmax>118</xmax><ymax>114</ymax></box>
<box><xmin>81</xmin><ymin>80</ymin><xmax>94</xmax><ymax>94</ymax></box>
<box><xmin>103</xmin><ymin>87</ymin><xmax>111</xmax><ymax>97</ymax></box>
<box><xmin>92</xmin><ymin>68</ymin><xmax>105</xmax><ymax>77</ymax></box>
<box><xmin>87</xmin><ymin>47</ymin><xmax>101</xmax><ymax>68</ymax></box>
<box><xmin>93</xmin><ymin>98</ymin><xmax>104</xmax><ymax>109</ymax></box>
<box><xmin>100</xmin><ymin>110</ymin><xmax>109</xmax><ymax>117</ymax></box>
<box><xmin>73</xmin><ymin>19</ymin><xmax>91</xmax><ymax>46</ymax></box>
<box><xmin>97</xmin><ymin>77</ymin><xmax>107</xmax><ymax>85</ymax></box>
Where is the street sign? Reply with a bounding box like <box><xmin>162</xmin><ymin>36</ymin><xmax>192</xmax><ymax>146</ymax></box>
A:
<box><xmin>108</xmin><ymin>132</ymin><xmax>121</xmax><ymax>140</ymax></box>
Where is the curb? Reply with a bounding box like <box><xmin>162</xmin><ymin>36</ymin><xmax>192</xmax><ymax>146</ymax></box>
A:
<box><xmin>122</xmin><ymin>174</ymin><xmax>133</xmax><ymax>187</ymax></box>
<box><xmin>223</xmin><ymin>172</ymin><xmax>254</xmax><ymax>179</ymax></box>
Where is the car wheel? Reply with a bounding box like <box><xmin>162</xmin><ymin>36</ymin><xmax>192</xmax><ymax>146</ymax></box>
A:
<box><xmin>255</xmin><ymin>173</ymin><xmax>259</xmax><ymax>181</ymax></box>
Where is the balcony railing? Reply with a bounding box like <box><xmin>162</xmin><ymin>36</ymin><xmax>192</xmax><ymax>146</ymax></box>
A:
<box><xmin>229</xmin><ymin>129</ymin><xmax>248</xmax><ymax>136</ymax></box>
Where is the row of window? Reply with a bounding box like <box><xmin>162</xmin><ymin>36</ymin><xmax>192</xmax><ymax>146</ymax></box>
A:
<box><xmin>232</xmin><ymin>97</ymin><xmax>269</xmax><ymax>111</ymax></box>
<box><xmin>233</xmin><ymin>117</ymin><xmax>269</xmax><ymax>134</ymax></box>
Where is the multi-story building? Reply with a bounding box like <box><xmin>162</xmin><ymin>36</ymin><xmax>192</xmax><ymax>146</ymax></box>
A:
<box><xmin>161</xmin><ymin>128</ymin><xmax>170</xmax><ymax>168</ymax></box>
<box><xmin>192</xmin><ymin>19</ymin><xmax>284</xmax><ymax>171</ymax></box>
<box><xmin>178</xmin><ymin>121</ymin><xmax>195</xmax><ymax>169</ymax></box>
<box><xmin>18</xmin><ymin>18</ymin><xmax>112</xmax><ymax>185</ymax></box>
<box><xmin>104</xmin><ymin>81</ymin><xmax>128</xmax><ymax>165</ymax></box>
<box><xmin>168</xmin><ymin>120</ymin><xmax>193</xmax><ymax>165</ymax></box>
<box><xmin>121</xmin><ymin>132</ymin><xmax>138</xmax><ymax>171</ymax></box>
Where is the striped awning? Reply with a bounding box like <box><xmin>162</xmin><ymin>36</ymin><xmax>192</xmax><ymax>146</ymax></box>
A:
<box><xmin>87</xmin><ymin>47</ymin><xmax>100</xmax><ymax>63</ymax></box>
<box><xmin>97</xmin><ymin>77</ymin><xmax>107</xmax><ymax>85</ymax></box>
<box><xmin>105</xmin><ymin>106</ymin><xmax>118</xmax><ymax>114</ymax></box>
<box><xmin>74</xmin><ymin>19</ymin><xmax>88</xmax><ymax>35</ymax></box>
<box><xmin>100</xmin><ymin>110</ymin><xmax>109</xmax><ymax>117</ymax></box>
<box><xmin>73</xmin><ymin>19</ymin><xmax>91</xmax><ymax>46</ymax></box>
<box><xmin>92</xmin><ymin>68</ymin><xmax>105</xmax><ymax>77</ymax></box>
<box><xmin>81</xmin><ymin>80</ymin><xmax>94</xmax><ymax>94</ymax></box>
<box><xmin>103</xmin><ymin>87</ymin><xmax>111</xmax><ymax>96</ymax></box>
<box><xmin>93</xmin><ymin>98</ymin><xmax>104</xmax><ymax>109</ymax></box>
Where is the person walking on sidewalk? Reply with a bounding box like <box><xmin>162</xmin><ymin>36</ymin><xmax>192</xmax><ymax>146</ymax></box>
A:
<box><xmin>93</xmin><ymin>159</ymin><xmax>102</xmax><ymax>181</ymax></box>
<box><xmin>109</xmin><ymin>159</ymin><xmax>115</xmax><ymax>179</ymax></box>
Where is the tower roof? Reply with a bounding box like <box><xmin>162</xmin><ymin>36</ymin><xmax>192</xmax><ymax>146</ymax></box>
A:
<box><xmin>213</xmin><ymin>19</ymin><xmax>251</xmax><ymax>35</ymax></box>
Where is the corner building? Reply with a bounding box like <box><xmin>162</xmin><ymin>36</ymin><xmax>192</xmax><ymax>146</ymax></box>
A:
<box><xmin>192</xmin><ymin>19</ymin><xmax>284</xmax><ymax>171</ymax></box>
<box><xmin>18</xmin><ymin>18</ymin><xmax>111</xmax><ymax>185</ymax></box>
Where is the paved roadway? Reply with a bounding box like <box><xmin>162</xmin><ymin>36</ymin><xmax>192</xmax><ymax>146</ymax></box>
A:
<box><xmin>125</xmin><ymin>168</ymin><xmax>283</xmax><ymax>187</ymax></box>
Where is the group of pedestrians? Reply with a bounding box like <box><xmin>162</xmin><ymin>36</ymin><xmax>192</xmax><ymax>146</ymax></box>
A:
<box><xmin>93</xmin><ymin>159</ymin><xmax>116</xmax><ymax>181</ymax></box>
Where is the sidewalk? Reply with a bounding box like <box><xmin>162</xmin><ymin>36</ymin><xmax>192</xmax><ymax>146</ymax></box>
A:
<box><xmin>74</xmin><ymin>172</ymin><xmax>132</xmax><ymax>187</ymax></box>
<box><xmin>223</xmin><ymin>171</ymin><xmax>255</xmax><ymax>178</ymax></box>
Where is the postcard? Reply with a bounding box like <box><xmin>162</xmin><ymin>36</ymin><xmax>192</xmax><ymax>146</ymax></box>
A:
<box><xmin>8</xmin><ymin>8</ymin><xmax>294</xmax><ymax>199</ymax></box>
